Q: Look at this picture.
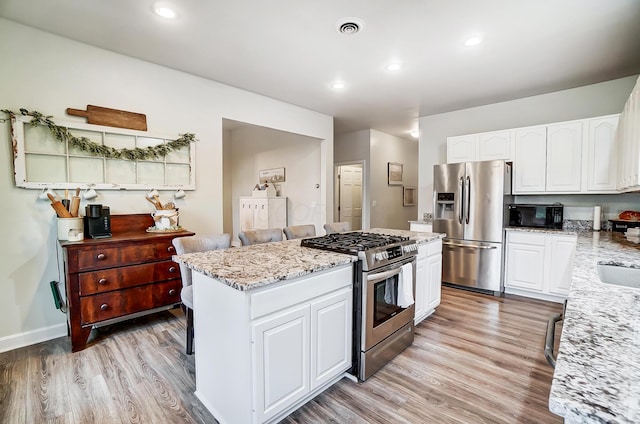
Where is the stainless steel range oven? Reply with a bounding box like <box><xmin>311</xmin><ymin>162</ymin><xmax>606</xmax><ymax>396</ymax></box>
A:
<box><xmin>301</xmin><ymin>232</ymin><xmax>417</xmax><ymax>381</ymax></box>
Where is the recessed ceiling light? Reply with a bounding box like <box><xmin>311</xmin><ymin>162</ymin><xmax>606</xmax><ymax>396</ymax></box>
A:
<box><xmin>154</xmin><ymin>3</ymin><xmax>176</xmax><ymax>19</ymax></box>
<box><xmin>331</xmin><ymin>81</ymin><xmax>346</xmax><ymax>90</ymax></box>
<box><xmin>385</xmin><ymin>63</ymin><xmax>402</xmax><ymax>71</ymax></box>
<box><xmin>464</xmin><ymin>34</ymin><xmax>483</xmax><ymax>46</ymax></box>
<box><xmin>410</xmin><ymin>130</ymin><xmax>419</xmax><ymax>138</ymax></box>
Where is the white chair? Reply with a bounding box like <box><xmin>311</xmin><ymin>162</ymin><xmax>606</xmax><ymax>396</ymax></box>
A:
<box><xmin>283</xmin><ymin>224</ymin><xmax>316</xmax><ymax>240</ymax></box>
<box><xmin>324</xmin><ymin>222</ymin><xmax>350</xmax><ymax>235</ymax></box>
<box><xmin>238</xmin><ymin>228</ymin><xmax>283</xmax><ymax>246</ymax></box>
<box><xmin>172</xmin><ymin>234</ymin><xmax>231</xmax><ymax>354</ymax></box>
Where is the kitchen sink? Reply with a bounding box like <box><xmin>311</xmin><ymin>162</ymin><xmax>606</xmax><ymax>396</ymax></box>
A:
<box><xmin>597</xmin><ymin>264</ymin><xmax>640</xmax><ymax>289</ymax></box>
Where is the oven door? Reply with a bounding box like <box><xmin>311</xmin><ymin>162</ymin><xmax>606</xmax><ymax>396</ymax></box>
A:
<box><xmin>362</xmin><ymin>257</ymin><xmax>416</xmax><ymax>350</ymax></box>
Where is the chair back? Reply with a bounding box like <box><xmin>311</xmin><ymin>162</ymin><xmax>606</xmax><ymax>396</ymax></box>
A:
<box><xmin>238</xmin><ymin>228</ymin><xmax>283</xmax><ymax>246</ymax></box>
<box><xmin>172</xmin><ymin>234</ymin><xmax>231</xmax><ymax>287</ymax></box>
<box><xmin>283</xmin><ymin>224</ymin><xmax>316</xmax><ymax>240</ymax></box>
<box><xmin>323</xmin><ymin>222</ymin><xmax>350</xmax><ymax>235</ymax></box>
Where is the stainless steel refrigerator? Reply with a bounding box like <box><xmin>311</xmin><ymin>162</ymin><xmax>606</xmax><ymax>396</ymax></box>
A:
<box><xmin>433</xmin><ymin>160</ymin><xmax>512</xmax><ymax>294</ymax></box>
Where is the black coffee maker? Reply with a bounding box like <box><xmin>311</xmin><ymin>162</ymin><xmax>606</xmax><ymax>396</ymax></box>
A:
<box><xmin>84</xmin><ymin>204</ymin><xmax>112</xmax><ymax>238</ymax></box>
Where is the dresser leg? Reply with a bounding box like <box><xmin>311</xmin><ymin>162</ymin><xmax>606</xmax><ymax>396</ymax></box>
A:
<box><xmin>70</xmin><ymin>326</ymin><xmax>92</xmax><ymax>352</ymax></box>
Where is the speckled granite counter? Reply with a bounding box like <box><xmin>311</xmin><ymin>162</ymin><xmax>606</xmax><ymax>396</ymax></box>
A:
<box><xmin>173</xmin><ymin>229</ymin><xmax>444</xmax><ymax>292</ymax></box>
<box><xmin>368</xmin><ymin>227</ymin><xmax>444</xmax><ymax>245</ymax></box>
<box><xmin>173</xmin><ymin>239</ymin><xmax>356</xmax><ymax>291</ymax></box>
<box><xmin>541</xmin><ymin>231</ymin><xmax>640</xmax><ymax>424</ymax></box>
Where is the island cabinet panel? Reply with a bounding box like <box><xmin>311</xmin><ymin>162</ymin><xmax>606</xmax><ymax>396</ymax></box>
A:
<box><xmin>192</xmin><ymin>264</ymin><xmax>353</xmax><ymax>424</ymax></box>
<box><xmin>60</xmin><ymin>213</ymin><xmax>194</xmax><ymax>352</ymax></box>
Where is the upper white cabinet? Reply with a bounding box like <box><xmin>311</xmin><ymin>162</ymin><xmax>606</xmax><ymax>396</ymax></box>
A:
<box><xmin>617</xmin><ymin>76</ymin><xmax>640</xmax><ymax>192</ymax></box>
<box><xmin>546</xmin><ymin>121</ymin><xmax>583</xmax><ymax>192</ymax></box>
<box><xmin>240</xmin><ymin>196</ymin><xmax>287</xmax><ymax>231</ymax></box>
<box><xmin>513</xmin><ymin>126</ymin><xmax>547</xmax><ymax>193</ymax></box>
<box><xmin>447</xmin><ymin>134</ymin><xmax>479</xmax><ymax>163</ymax></box>
<box><xmin>447</xmin><ymin>130</ymin><xmax>511</xmax><ymax>163</ymax></box>
<box><xmin>587</xmin><ymin>115</ymin><xmax>619</xmax><ymax>192</ymax></box>
<box><xmin>449</xmin><ymin>113</ymin><xmax>622</xmax><ymax>194</ymax></box>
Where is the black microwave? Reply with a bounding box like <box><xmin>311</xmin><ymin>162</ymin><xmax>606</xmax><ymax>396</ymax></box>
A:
<box><xmin>508</xmin><ymin>204</ymin><xmax>564</xmax><ymax>229</ymax></box>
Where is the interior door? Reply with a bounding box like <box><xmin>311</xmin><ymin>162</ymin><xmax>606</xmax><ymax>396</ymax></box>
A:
<box><xmin>338</xmin><ymin>165</ymin><xmax>363</xmax><ymax>230</ymax></box>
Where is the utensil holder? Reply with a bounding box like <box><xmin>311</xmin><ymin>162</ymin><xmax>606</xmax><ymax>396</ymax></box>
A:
<box><xmin>57</xmin><ymin>217</ymin><xmax>84</xmax><ymax>241</ymax></box>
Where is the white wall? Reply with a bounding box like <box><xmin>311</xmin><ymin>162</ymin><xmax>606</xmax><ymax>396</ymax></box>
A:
<box><xmin>0</xmin><ymin>19</ymin><xmax>333</xmax><ymax>352</ymax></box>
<box><xmin>229</xmin><ymin>124</ymin><xmax>323</xmax><ymax>241</ymax></box>
<box><xmin>418</xmin><ymin>75</ymin><xmax>639</xmax><ymax>217</ymax></box>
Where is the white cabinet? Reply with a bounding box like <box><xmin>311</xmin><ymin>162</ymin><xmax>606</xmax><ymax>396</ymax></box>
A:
<box><xmin>513</xmin><ymin>126</ymin><xmax>547</xmax><ymax>193</ymax></box>
<box><xmin>240</xmin><ymin>196</ymin><xmax>287</xmax><ymax>231</ymax></box>
<box><xmin>252</xmin><ymin>305</ymin><xmax>310</xmax><ymax>423</ymax></box>
<box><xmin>586</xmin><ymin>115</ymin><xmax>619</xmax><ymax>192</ymax></box>
<box><xmin>504</xmin><ymin>231</ymin><xmax>576</xmax><ymax>302</ymax></box>
<box><xmin>617</xmin><ymin>76</ymin><xmax>640</xmax><ymax>192</ymax></box>
<box><xmin>192</xmin><ymin>264</ymin><xmax>353</xmax><ymax>424</ymax></box>
<box><xmin>447</xmin><ymin>130</ymin><xmax>512</xmax><ymax>163</ymax></box>
<box><xmin>546</xmin><ymin>121</ymin><xmax>583</xmax><ymax>192</ymax></box>
<box><xmin>414</xmin><ymin>239</ymin><xmax>442</xmax><ymax>324</ymax></box>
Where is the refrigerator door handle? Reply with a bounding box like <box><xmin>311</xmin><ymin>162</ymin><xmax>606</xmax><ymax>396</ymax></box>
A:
<box><xmin>458</xmin><ymin>176</ymin><xmax>465</xmax><ymax>224</ymax></box>
<box><xmin>465</xmin><ymin>175</ymin><xmax>471</xmax><ymax>225</ymax></box>
<box><xmin>443</xmin><ymin>241</ymin><xmax>498</xmax><ymax>250</ymax></box>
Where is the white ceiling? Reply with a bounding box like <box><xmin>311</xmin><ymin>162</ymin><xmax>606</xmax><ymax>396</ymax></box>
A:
<box><xmin>2</xmin><ymin>0</ymin><xmax>640</xmax><ymax>140</ymax></box>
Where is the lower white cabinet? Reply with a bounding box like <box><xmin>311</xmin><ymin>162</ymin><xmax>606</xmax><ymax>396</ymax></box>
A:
<box><xmin>504</xmin><ymin>231</ymin><xmax>576</xmax><ymax>302</ymax></box>
<box><xmin>415</xmin><ymin>239</ymin><xmax>442</xmax><ymax>324</ymax></box>
<box><xmin>192</xmin><ymin>265</ymin><xmax>353</xmax><ymax>424</ymax></box>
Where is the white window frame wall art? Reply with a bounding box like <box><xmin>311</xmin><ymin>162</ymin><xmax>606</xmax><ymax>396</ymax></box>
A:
<box><xmin>9</xmin><ymin>114</ymin><xmax>196</xmax><ymax>191</ymax></box>
<box><xmin>388</xmin><ymin>162</ymin><xmax>403</xmax><ymax>185</ymax></box>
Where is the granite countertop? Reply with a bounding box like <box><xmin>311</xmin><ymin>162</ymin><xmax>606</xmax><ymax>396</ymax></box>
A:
<box><xmin>367</xmin><ymin>227</ymin><xmax>444</xmax><ymax>245</ymax></box>
<box><xmin>504</xmin><ymin>226</ymin><xmax>578</xmax><ymax>235</ymax></box>
<box><xmin>173</xmin><ymin>228</ymin><xmax>445</xmax><ymax>291</ymax></box>
<box><xmin>546</xmin><ymin>231</ymin><xmax>640</xmax><ymax>424</ymax></box>
<box><xmin>173</xmin><ymin>239</ymin><xmax>356</xmax><ymax>291</ymax></box>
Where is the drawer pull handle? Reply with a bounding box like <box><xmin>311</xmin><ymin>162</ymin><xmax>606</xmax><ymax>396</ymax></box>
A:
<box><xmin>100</xmin><ymin>304</ymin><xmax>109</xmax><ymax>311</ymax></box>
<box><xmin>96</xmin><ymin>253</ymin><xmax>106</xmax><ymax>260</ymax></box>
<box><xmin>169</xmin><ymin>266</ymin><xmax>176</xmax><ymax>273</ymax></box>
<box><xmin>98</xmin><ymin>278</ymin><xmax>107</xmax><ymax>285</ymax></box>
<box><xmin>167</xmin><ymin>246</ymin><xmax>175</xmax><ymax>253</ymax></box>
<box><xmin>169</xmin><ymin>289</ymin><xmax>176</xmax><ymax>296</ymax></box>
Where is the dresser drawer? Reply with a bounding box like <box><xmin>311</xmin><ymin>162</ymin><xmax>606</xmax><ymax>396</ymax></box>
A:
<box><xmin>80</xmin><ymin>279</ymin><xmax>182</xmax><ymax>325</ymax></box>
<box><xmin>78</xmin><ymin>260</ymin><xmax>180</xmax><ymax>295</ymax></box>
<box><xmin>74</xmin><ymin>240</ymin><xmax>177</xmax><ymax>272</ymax></box>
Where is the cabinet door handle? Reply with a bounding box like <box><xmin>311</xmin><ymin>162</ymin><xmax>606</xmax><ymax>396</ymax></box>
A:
<box><xmin>167</xmin><ymin>246</ymin><xmax>175</xmax><ymax>253</ymax></box>
<box><xmin>169</xmin><ymin>266</ymin><xmax>176</xmax><ymax>273</ymax></box>
<box><xmin>98</xmin><ymin>278</ymin><xmax>107</xmax><ymax>285</ymax></box>
<box><xmin>100</xmin><ymin>304</ymin><xmax>108</xmax><ymax>311</ymax></box>
<box><xmin>169</xmin><ymin>289</ymin><xmax>176</xmax><ymax>296</ymax></box>
<box><xmin>96</xmin><ymin>253</ymin><xmax>106</xmax><ymax>260</ymax></box>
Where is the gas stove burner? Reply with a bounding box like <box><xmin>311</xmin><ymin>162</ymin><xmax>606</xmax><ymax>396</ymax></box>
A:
<box><xmin>301</xmin><ymin>231</ymin><xmax>409</xmax><ymax>254</ymax></box>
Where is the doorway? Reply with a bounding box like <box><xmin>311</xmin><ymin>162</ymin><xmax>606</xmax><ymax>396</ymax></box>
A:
<box><xmin>336</xmin><ymin>163</ymin><xmax>364</xmax><ymax>231</ymax></box>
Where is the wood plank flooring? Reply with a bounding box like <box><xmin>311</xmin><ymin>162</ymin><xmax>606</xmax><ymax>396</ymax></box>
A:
<box><xmin>0</xmin><ymin>287</ymin><xmax>563</xmax><ymax>423</ymax></box>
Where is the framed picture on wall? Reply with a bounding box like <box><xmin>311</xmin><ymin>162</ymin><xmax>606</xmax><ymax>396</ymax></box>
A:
<box><xmin>259</xmin><ymin>167</ymin><xmax>285</xmax><ymax>183</ymax></box>
<box><xmin>403</xmin><ymin>186</ymin><xmax>416</xmax><ymax>206</ymax></box>
<box><xmin>388</xmin><ymin>162</ymin><xmax>403</xmax><ymax>185</ymax></box>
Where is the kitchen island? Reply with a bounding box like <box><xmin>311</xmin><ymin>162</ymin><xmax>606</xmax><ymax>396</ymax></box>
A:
<box><xmin>548</xmin><ymin>231</ymin><xmax>640</xmax><ymax>424</ymax></box>
<box><xmin>173</xmin><ymin>229</ymin><xmax>443</xmax><ymax>424</ymax></box>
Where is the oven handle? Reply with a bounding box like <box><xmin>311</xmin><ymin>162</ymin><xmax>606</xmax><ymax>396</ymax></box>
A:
<box><xmin>443</xmin><ymin>241</ymin><xmax>497</xmax><ymax>250</ymax></box>
<box><xmin>367</xmin><ymin>267</ymin><xmax>403</xmax><ymax>282</ymax></box>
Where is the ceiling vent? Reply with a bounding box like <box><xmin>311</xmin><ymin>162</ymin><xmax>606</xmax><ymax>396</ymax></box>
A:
<box><xmin>336</xmin><ymin>18</ymin><xmax>365</xmax><ymax>35</ymax></box>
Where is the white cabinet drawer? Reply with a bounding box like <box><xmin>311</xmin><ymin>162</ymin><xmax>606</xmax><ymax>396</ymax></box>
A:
<box><xmin>250</xmin><ymin>265</ymin><xmax>352</xmax><ymax>320</ymax></box>
<box><xmin>507</xmin><ymin>231</ymin><xmax>546</xmax><ymax>246</ymax></box>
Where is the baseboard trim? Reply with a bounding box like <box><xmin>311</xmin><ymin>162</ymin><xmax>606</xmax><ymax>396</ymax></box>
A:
<box><xmin>0</xmin><ymin>323</ymin><xmax>68</xmax><ymax>353</ymax></box>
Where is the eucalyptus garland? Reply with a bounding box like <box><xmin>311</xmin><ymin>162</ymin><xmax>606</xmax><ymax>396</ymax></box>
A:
<box><xmin>1</xmin><ymin>108</ymin><xmax>196</xmax><ymax>160</ymax></box>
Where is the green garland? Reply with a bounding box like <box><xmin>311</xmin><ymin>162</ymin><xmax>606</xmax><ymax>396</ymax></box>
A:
<box><xmin>1</xmin><ymin>108</ymin><xmax>196</xmax><ymax>160</ymax></box>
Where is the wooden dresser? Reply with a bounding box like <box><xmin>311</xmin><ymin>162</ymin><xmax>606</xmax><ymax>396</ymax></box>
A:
<box><xmin>60</xmin><ymin>213</ymin><xmax>194</xmax><ymax>352</ymax></box>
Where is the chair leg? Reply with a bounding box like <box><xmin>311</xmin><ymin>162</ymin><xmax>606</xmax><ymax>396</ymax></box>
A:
<box><xmin>186</xmin><ymin>307</ymin><xmax>194</xmax><ymax>355</ymax></box>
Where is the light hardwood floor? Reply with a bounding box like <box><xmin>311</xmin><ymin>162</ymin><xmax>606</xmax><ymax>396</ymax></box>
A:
<box><xmin>0</xmin><ymin>287</ymin><xmax>563</xmax><ymax>423</ymax></box>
